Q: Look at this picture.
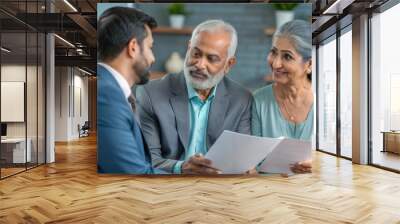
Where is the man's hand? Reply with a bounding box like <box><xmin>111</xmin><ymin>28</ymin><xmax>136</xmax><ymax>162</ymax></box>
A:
<box><xmin>290</xmin><ymin>159</ymin><xmax>312</xmax><ymax>174</ymax></box>
<box><xmin>181</xmin><ymin>154</ymin><xmax>221</xmax><ymax>174</ymax></box>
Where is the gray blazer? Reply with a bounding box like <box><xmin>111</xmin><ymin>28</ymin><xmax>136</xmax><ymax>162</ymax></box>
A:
<box><xmin>136</xmin><ymin>73</ymin><xmax>253</xmax><ymax>172</ymax></box>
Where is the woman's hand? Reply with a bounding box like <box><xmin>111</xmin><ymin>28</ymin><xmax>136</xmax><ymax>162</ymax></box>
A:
<box><xmin>290</xmin><ymin>159</ymin><xmax>312</xmax><ymax>174</ymax></box>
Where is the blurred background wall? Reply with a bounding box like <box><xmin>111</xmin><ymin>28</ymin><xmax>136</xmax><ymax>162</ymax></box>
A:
<box><xmin>98</xmin><ymin>3</ymin><xmax>311</xmax><ymax>91</ymax></box>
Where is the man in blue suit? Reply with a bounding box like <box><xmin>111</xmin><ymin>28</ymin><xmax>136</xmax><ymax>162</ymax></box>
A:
<box><xmin>97</xmin><ymin>7</ymin><xmax>163</xmax><ymax>174</ymax></box>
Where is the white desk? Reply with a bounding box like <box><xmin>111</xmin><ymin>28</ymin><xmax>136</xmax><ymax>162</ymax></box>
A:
<box><xmin>1</xmin><ymin>138</ymin><xmax>31</xmax><ymax>163</ymax></box>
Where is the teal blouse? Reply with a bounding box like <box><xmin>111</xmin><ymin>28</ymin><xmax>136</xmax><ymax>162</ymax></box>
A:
<box><xmin>251</xmin><ymin>85</ymin><xmax>314</xmax><ymax>140</ymax></box>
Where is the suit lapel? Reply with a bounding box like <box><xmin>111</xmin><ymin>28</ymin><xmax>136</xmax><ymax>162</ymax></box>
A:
<box><xmin>99</xmin><ymin>64</ymin><xmax>142</xmax><ymax>127</ymax></box>
<box><xmin>99</xmin><ymin>64</ymin><xmax>152</xmax><ymax>165</ymax></box>
<box><xmin>169</xmin><ymin>74</ymin><xmax>190</xmax><ymax>152</ymax></box>
<box><xmin>207</xmin><ymin>77</ymin><xmax>229</xmax><ymax>149</ymax></box>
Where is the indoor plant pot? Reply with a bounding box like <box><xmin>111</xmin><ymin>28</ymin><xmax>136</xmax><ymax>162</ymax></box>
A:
<box><xmin>273</xmin><ymin>3</ymin><xmax>298</xmax><ymax>28</ymax></box>
<box><xmin>168</xmin><ymin>3</ymin><xmax>186</xmax><ymax>29</ymax></box>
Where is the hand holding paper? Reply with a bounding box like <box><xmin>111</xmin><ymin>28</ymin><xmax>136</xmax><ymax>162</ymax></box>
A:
<box><xmin>204</xmin><ymin>131</ymin><xmax>312</xmax><ymax>175</ymax></box>
<box><xmin>181</xmin><ymin>154</ymin><xmax>221</xmax><ymax>174</ymax></box>
<box><xmin>290</xmin><ymin>159</ymin><xmax>312</xmax><ymax>174</ymax></box>
<box><xmin>204</xmin><ymin>131</ymin><xmax>279</xmax><ymax>174</ymax></box>
<box><xmin>258</xmin><ymin>138</ymin><xmax>312</xmax><ymax>175</ymax></box>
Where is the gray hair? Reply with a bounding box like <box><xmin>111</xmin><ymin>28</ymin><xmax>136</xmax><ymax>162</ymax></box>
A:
<box><xmin>190</xmin><ymin>20</ymin><xmax>238</xmax><ymax>58</ymax></box>
<box><xmin>273</xmin><ymin>20</ymin><xmax>312</xmax><ymax>62</ymax></box>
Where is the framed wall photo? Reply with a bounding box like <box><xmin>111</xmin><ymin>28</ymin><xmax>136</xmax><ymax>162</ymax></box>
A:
<box><xmin>97</xmin><ymin>3</ymin><xmax>312</xmax><ymax>175</ymax></box>
<box><xmin>1</xmin><ymin>81</ymin><xmax>25</xmax><ymax>122</ymax></box>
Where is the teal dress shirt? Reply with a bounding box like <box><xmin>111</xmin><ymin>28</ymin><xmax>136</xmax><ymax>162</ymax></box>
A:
<box><xmin>251</xmin><ymin>84</ymin><xmax>314</xmax><ymax>140</ymax></box>
<box><xmin>173</xmin><ymin>83</ymin><xmax>217</xmax><ymax>173</ymax></box>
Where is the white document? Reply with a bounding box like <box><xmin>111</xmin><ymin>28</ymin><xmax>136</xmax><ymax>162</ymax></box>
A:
<box><xmin>205</xmin><ymin>131</ymin><xmax>280</xmax><ymax>174</ymax></box>
<box><xmin>258</xmin><ymin>138</ymin><xmax>311</xmax><ymax>175</ymax></box>
<box><xmin>205</xmin><ymin>130</ymin><xmax>312</xmax><ymax>174</ymax></box>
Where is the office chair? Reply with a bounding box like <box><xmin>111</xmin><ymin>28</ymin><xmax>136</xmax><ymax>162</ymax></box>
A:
<box><xmin>79</xmin><ymin>121</ymin><xmax>90</xmax><ymax>138</ymax></box>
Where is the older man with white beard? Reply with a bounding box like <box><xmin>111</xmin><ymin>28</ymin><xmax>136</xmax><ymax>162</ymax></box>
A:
<box><xmin>136</xmin><ymin>20</ymin><xmax>253</xmax><ymax>174</ymax></box>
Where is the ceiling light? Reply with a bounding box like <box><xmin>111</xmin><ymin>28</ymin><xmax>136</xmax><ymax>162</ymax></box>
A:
<box><xmin>78</xmin><ymin>67</ymin><xmax>93</xmax><ymax>76</ymax></box>
<box><xmin>323</xmin><ymin>0</ymin><xmax>341</xmax><ymax>14</ymax></box>
<box><xmin>322</xmin><ymin>0</ymin><xmax>354</xmax><ymax>15</ymax></box>
<box><xmin>63</xmin><ymin>0</ymin><xmax>78</xmax><ymax>12</ymax></box>
<box><xmin>54</xmin><ymin>34</ymin><xmax>75</xmax><ymax>48</ymax></box>
<box><xmin>76</xmin><ymin>48</ymin><xmax>85</xmax><ymax>55</ymax></box>
<box><xmin>1</xmin><ymin>47</ymin><xmax>11</xmax><ymax>53</ymax></box>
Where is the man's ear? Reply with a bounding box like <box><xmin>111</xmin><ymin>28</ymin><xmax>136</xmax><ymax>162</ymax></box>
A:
<box><xmin>305</xmin><ymin>59</ymin><xmax>312</xmax><ymax>74</ymax></box>
<box><xmin>127</xmin><ymin>38</ymin><xmax>138</xmax><ymax>59</ymax></box>
<box><xmin>224</xmin><ymin>57</ymin><xmax>237</xmax><ymax>74</ymax></box>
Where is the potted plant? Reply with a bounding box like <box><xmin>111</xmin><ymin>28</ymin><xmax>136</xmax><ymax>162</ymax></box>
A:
<box><xmin>168</xmin><ymin>3</ymin><xmax>187</xmax><ymax>29</ymax></box>
<box><xmin>272</xmin><ymin>3</ymin><xmax>298</xmax><ymax>28</ymax></box>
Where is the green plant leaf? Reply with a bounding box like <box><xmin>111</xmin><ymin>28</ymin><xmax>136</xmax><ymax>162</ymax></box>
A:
<box><xmin>272</xmin><ymin>3</ymin><xmax>298</xmax><ymax>11</ymax></box>
<box><xmin>168</xmin><ymin>3</ymin><xmax>186</xmax><ymax>15</ymax></box>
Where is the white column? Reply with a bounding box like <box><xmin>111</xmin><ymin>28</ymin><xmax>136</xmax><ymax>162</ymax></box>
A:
<box><xmin>312</xmin><ymin>45</ymin><xmax>317</xmax><ymax>150</ymax></box>
<box><xmin>46</xmin><ymin>33</ymin><xmax>55</xmax><ymax>163</ymax></box>
<box><xmin>55</xmin><ymin>67</ymin><xmax>74</xmax><ymax>141</ymax></box>
<box><xmin>352</xmin><ymin>14</ymin><xmax>369</xmax><ymax>164</ymax></box>
<box><xmin>46</xmin><ymin>1</ymin><xmax>55</xmax><ymax>163</ymax></box>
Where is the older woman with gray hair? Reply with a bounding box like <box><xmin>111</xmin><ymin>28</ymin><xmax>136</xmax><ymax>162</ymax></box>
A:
<box><xmin>252</xmin><ymin>20</ymin><xmax>313</xmax><ymax>174</ymax></box>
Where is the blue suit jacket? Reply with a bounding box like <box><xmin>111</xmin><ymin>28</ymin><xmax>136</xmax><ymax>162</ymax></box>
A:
<box><xmin>97</xmin><ymin>64</ymin><xmax>162</xmax><ymax>174</ymax></box>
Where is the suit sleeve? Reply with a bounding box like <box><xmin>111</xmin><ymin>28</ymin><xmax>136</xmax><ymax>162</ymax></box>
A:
<box><xmin>97</xmin><ymin>85</ymin><xmax>154</xmax><ymax>174</ymax></box>
<box><xmin>237</xmin><ymin>94</ymin><xmax>253</xmax><ymax>135</ymax></box>
<box><xmin>136</xmin><ymin>86</ymin><xmax>180</xmax><ymax>173</ymax></box>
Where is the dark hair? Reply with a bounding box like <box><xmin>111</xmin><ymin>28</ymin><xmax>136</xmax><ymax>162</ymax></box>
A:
<box><xmin>98</xmin><ymin>7</ymin><xmax>157</xmax><ymax>61</ymax></box>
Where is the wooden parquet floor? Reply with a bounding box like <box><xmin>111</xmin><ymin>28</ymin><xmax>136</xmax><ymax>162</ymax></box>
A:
<box><xmin>1</xmin><ymin>135</ymin><xmax>400</xmax><ymax>224</ymax></box>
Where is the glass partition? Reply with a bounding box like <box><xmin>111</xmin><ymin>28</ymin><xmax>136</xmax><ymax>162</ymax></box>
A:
<box><xmin>0</xmin><ymin>0</ymin><xmax>46</xmax><ymax>179</ymax></box>
<box><xmin>317</xmin><ymin>35</ymin><xmax>337</xmax><ymax>155</ymax></box>
<box><xmin>339</xmin><ymin>27</ymin><xmax>352</xmax><ymax>158</ymax></box>
<box><xmin>370</xmin><ymin>3</ymin><xmax>400</xmax><ymax>171</ymax></box>
<box><xmin>1</xmin><ymin>30</ymin><xmax>28</xmax><ymax>177</ymax></box>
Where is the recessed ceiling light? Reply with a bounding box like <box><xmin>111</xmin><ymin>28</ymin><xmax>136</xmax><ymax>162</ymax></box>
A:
<box><xmin>78</xmin><ymin>67</ymin><xmax>93</xmax><ymax>76</ymax></box>
<box><xmin>1</xmin><ymin>47</ymin><xmax>11</xmax><ymax>53</ymax></box>
<box><xmin>322</xmin><ymin>0</ymin><xmax>353</xmax><ymax>15</ymax></box>
<box><xmin>54</xmin><ymin>34</ymin><xmax>75</xmax><ymax>48</ymax></box>
<box><xmin>63</xmin><ymin>0</ymin><xmax>78</xmax><ymax>12</ymax></box>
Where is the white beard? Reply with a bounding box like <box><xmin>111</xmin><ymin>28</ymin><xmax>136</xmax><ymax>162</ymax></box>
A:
<box><xmin>183</xmin><ymin>57</ymin><xmax>225</xmax><ymax>90</ymax></box>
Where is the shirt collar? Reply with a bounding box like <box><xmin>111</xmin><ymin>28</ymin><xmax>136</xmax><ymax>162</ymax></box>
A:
<box><xmin>98</xmin><ymin>62</ymin><xmax>132</xmax><ymax>99</ymax></box>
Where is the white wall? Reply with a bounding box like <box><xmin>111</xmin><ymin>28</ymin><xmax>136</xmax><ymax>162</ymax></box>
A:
<box><xmin>77</xmin><ymin>71</ymin><xmax>89</xmax><ymax>138</ymax></box>
<box><xmin>1</xmin><ymin>66</ymin><xmax>26</xmax><ymax>130</ymax></box>
<box><xmin>55</xmin><ymin>66</ymin><xmax>69</xmax><ymax>141</ymax></box>
<box><xmin>1</xmin><ymin>82</ymin><xmax>25</xmax><ymax>122</ymax></box>
<box><xmin>54</xmin><ymin>67</ymin><xmax>89</xmax><ymax>141</ymax></box>
<box><xmin>1</xmin><ymin>64</ymin><xmax>46</xmax><ymax>164</ymax></box>
<box><xmin>1</xmin><ymin>65</ymin><xmax>26</xmax><ymax>140</ymax></box>
<box><xmin>1</xmin><ymin>65</ymin><xmax>41</xmax><ymax>137</ymax></box>
<box><xmin>70</xmin><ymin>71</ymin><xmax>89</xmax><ymax>138</ymax></box>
